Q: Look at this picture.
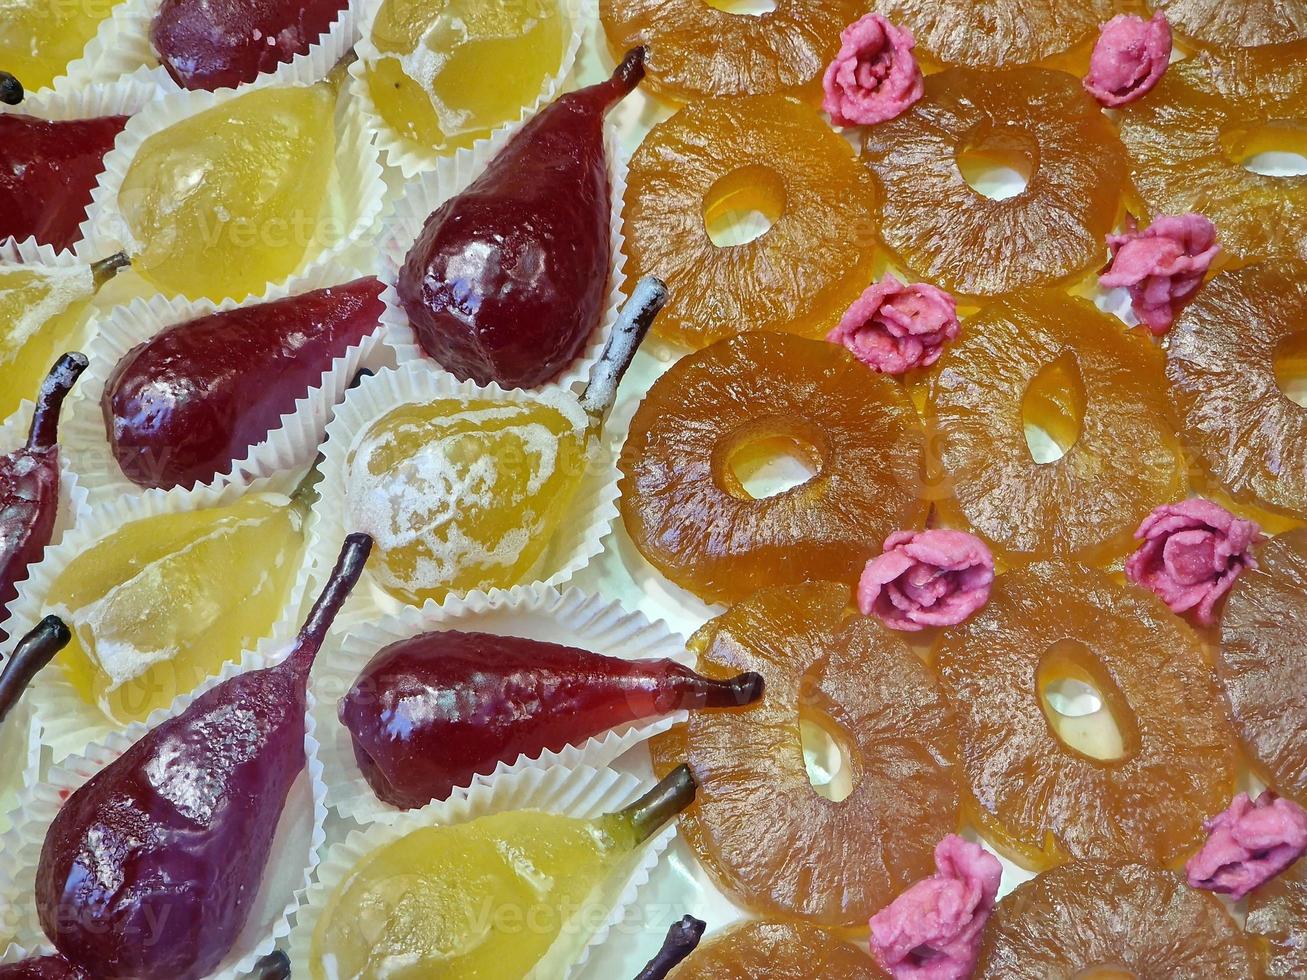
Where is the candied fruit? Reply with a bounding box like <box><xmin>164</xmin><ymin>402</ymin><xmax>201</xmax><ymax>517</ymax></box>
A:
<box><xmin>0</xmin><ymin>0</ymin><xmax>124</xmax><ymax>93</ymax></box>
<box><xmin>977</xmin><ymin>862</ymin><xmax>1261</xmax><ymax>978</ymax></box>
<box><xmin>0</xmin><ymin>264</ymin><xmax>94</xmax><ymax>424</ymax></box>
<box><xmin>1247</xmin><ymin>858</ymin><xmax>1307</xmax><ymax>978</ymax></box>
<box><xmin>619</xmin><ymin>332</ymin><xmax>926</xmax><ymax>605</ymax></box>
<box><xmin>651</xmin><ymin>583</ymin><xmax>959</xmax><ymax>927</ymax></box>
<box><xmin>668</xmin><ymin>920</ymin><xmax>883</xmax><ymax>979</ymax></box>
<box><xmin>1165</xmin><ymin>261</ymin><xmax>1307</xmax><ymax>516</ymax></box>
<box><xmin>863</xmin><ymin>67</ymin><xmax>1127</xmax><ymax>298</ymax></box>
<box><xmin>1218</xmin><ymin>528</ymin><xmax>1307</xmax><ymax>796</ymax></box>
<box><xmin>623</xmin><ymin>95</ymin><xmax>878</xmax><ymax>348</ymax></box>
<box><xmin>934</xmin><ymin>560</ymin><xmax>1239</xmax><ymax>871</ymax></box>
<box><xmin>1147</xmin><ymin>0</ymin><xmax>1307</xmax><ymax>50</ymax></box>
<box><xmin>924</xmin><ymin>291</ymin><xmax>1187</xmax><ymax>566</ymax></box>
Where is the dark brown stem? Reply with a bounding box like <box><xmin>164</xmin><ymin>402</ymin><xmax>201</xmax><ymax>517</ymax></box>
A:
<box><xmin>634</xmin><ymin>916</ymin><xmax>706</xmax><ymax>980</ymax></box>
<box><xmin>0</xmin><ymin>71</ymin><xmax>22</xmax><ymax>105</ymax></box>
<box><xmin>252</xmin><ymin>950</ymin><xmax>291</xmax><ymax>980</ymax></box>
<box><xmin>27</xmin><ymin>353</ymin><xmax>89</xmax><ymax>452</ymax></box>
<box><xmin>0</xmin><ymin>616</ymin><xmax>71</xmax><ymax>725</ymax></box>
<box><xmin>581</xmin><ymin>276</ymin><xmax>668</xmax><ymax>430</ymax></box>
<box><xmin>611</xmin><ymin>47</ymin><xmax>647</xmax><ymax>97</ymax></box>
<box><xmin>621</xmin><ymin>764</ymin><xmax>697</xmax><ymax>845</ymax></box>
<box><xmin>670</xmin><ymin>670</ymin><xmax>765</xmax><ymax>711</ymax></box>
<box><xmin>286</xmin><ymin>533</ymin><xmax>372</xmax><ymax>676</ymax></box>
<box><xmin>91</xmin><ymin>252</ymin><xmax>131</xmax><ymax>290</ymax></box>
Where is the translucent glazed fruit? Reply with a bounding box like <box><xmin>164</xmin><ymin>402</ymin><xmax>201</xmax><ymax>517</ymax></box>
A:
<box><xmin>345</xmin><ymin>394</ymin><xmax>591</xmax><ymax>605</ymax></box>
<box><xmin>924</xmin><ymin>291</ymin><xmax>1186</xmax><ymax>565</ymax></box>
<box><xmin>0</xmin><ymin>264</ymin><xmax>94</xmax><ymax>423</ymax></box>
<box><xmin>1218</xmin><ymin>528</ymin><xmax>1307</xmax><ymax>796</ymax></box>
<box><xmin>47</xmin><ymin>492</ymin><xmax>307</xmax><ymax>723</ymax></box>
<box><xmin>117</xmin><ymin>83</ymin><xmax>336</xmax><ymax>302</ymax></box>
<box><xmin>620</xmin><ymin>333</ymin><xmax>926</xmax><ymax>605</ymax></box>
<box><xmin>364</xmin><ymin>0</ymin><xmax>566</xmax><ymax>155</ymax></box>
<box><xmin>650</xmin><ymin>583</ymin><xmax>959</xmax><ymax>926</ymax></box>
<box><xmin>0</xmin><ymin>0</ymin><xmax>124</xmax><ymax>92</ymax></box>
<box><xmin>863</xmin><ymin>67</ymin><xmax>1127</xmax><ymax>298</ymax></box>
<box><xmin>1120</xmin><ymin>51</ymin><xmax>1307</xmax><ymax>263</ymax></box>
<box><xmin>934</xmin><ymin>561</ymin><xmax>1238</xmax><ymax>871</ymax></box>
<box><xmin>976</xmin><ymin>862</ymin><xmax>1261</xmax><ymax>978</ymax></box>
<box><xmin>1247</xmin><ymin>859</ymin><xmax>1307</xmax><ymax>978</ymax></box>
<box><xmin>623</xmin><ymin>95</ymin><xmax>878</xmax><ymax>348</ymax></box>
<box><xmin>668</xmin><ymin>920</ymin><xmax>884</xmax><ymax>979</ymax></box>
<box><xmin>1165</xmin><ymin>261</ymin><xmax>1307</xmax><ymax>516</ymax></box>
<box><xmin>876</xmin><ymin>0</ymin><xmax>1115</xmax><ymax>69</ymax></box>
<box><xmin>598</xmin><ymin>0</ymin><xmax>861</xmax><ymax>102</ymax></box>
<box><xmin>1148</xmin><ymin>0</ymin><xmax>1307</xmax><ymax>49</ymax></box>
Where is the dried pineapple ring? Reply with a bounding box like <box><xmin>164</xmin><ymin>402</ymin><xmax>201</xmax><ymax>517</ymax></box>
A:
<box><xmin>1247</xmin><ymin>860</ymin><xmax>1307</xmax><ymax>979</ymax></box>
<box><xmin>978</xmin><ymin>862</ymin><xmax>1261</xmax><ymax>978</ymax></box>
<box><xmin>1147</xmin><ymin>0</ymin><xmax>1307</xmax><ymax>50</ymax></box>
<box><xmin>623</xmin><ymin>95</ymin><xmax>879</xmax><ymax>349</ymax></box>
<box><xmin>1165</xmin><ymin>262</ymin><xmax>1307</xmax><ymax>516</ymax></box>
<box><xmin>651</xmin><ymin>583</ymin><xmax>959</xmax><ymax>927</ymax></box>
<box><xmin>925</xmin><ymin>291</ymin><xmax>1186</xmax><ymax>566</ymax></box>
<box><xmin>935</xmin><ymin>560</ymin><xmax>1239</xmax><ymax>872</ymax></box>
<box><xmin>669</xmin><ymin>920</ymin><xmax>881</xmax><ymax>978</ymax></box>
<box><xmin>1120</xmin><ymin>52</ymin><xmax>1307</xmax><ymax>263</ymax></box>
<box><xmin>863</xmin><ymin>67</ymin><xmax>1127</xmax><ymax>298</ymax></box>
<box><xmin>598</xmin><ymin>0</ymin><xmax>861</xmax><ymax>102</ymax></box>
<box><xmin>619</xmin><ymin>332</ymin><xmax>926</xmax><ymax>605</ymax></box>
<box><xmin>1219</xmin><ymin>528</ymin><xmax>1307</xmax><ymax>797</ymax></box>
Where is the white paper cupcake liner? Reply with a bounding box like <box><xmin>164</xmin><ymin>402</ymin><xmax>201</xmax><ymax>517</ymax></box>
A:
<box><xmin>75</xmin><ymin>77</ymin><xmax>386</xmax><ymax>305</ymax></box>
<box><xmin>0</xmin><ymin>73</ymin><xmax>162</xmax><ymax>127</ymax></box>
<box><xmin>302</xmin><ymin>362</ymin><xmax>622</xmax><ymax>626</ymax></box>
<box><xmin>59</xmin><ymin>261</ymin><xmax>420</xmax><ymax>497</ymax></box>
<box><xmin>0</xmin><ymin>652</ymin><xmax>328</xmax><ymax>979</ymax></box>
<box><xmin>376</xmin><ymin>115</ymin><xmax>629</xmax><ymax>394</ymax></box>
<box><xmin>286</xmin><ymin>763</ymin><xmax>680</xmax><ymax>979</ymax></box>
<box><xmin>350</xmin><ymin>0</ymin><xmax>591</xmax><ymax>179</ymax></box>
<box><xmin>312</xmin><ymin>582</ymin><xmax>692</xmax><ymax>823</ymax></box>
<box><xmin>7</xmin><ymin>469</ymin><xmax>320</xmax><ymax>762</ymax></box>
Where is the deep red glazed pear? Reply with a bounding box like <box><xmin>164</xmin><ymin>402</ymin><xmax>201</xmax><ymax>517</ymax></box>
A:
<box><xmin>0</xmin><ymin>957</ymin><xmax>86</xmax><ymax>979</ymax></box>
<box><xmin>35</xmin><ymin>533</ymin><xmax>372</xmax><ymax>980</ymax></box>
<box><xmin>0</xmin><ymin>354</ymin><xmax>87</xmax><ymax>642</ymax></box>
<box><xmin>151</xmin><ymin>0</ymin><xmax>349</xmax><ymax>91</ymax></box>
<box><xmin>103</xmin><ymin>277</ymin><xmax>385</xmax><ymax>490</ymax></box>
<box><xmin>339</xmin><ymin>629</ymin><xmax>764</xmax><ymax>808</ymax></box>
<box><xmin>397</xmin><ymin>48</ymin><xmax>647</xmax><ymax>389</ymax></box>
<box><xmin>0</xmin><ymin>114</ymin><xmax>128</xmax><ymax>251</ymax></box>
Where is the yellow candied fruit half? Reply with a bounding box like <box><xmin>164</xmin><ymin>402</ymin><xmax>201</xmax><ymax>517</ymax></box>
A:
<box><xmin>0</xmin><ymin>264</ymin><xmax>94</xmax><ymax>422</ymax></box>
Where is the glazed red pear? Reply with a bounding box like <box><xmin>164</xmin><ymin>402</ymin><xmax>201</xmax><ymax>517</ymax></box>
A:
<box><xmin>339</xmin><ymin>629</ymin><xmax>765</xmax><ymax>808</ymax></box>
<box><xmin>151</xmin><ymin>0</ymin><xmax>350</xmax><ymax>91</ymax></box>
<box><xmin>104</xmin><ymin>277</ymin><xmax>385</xmax><ymax>490</ymax></box>
<box><xmin>0</xmin><ymin>615</ymin><xmax>70</xmax><ymax>725</ymax></box>
<box><xmin>0</xmin><ymin>354</ymin><xmax>87</xmax><ymax>642</ymax></box>
<box><xmin>35</xmin><ymin>533</ymin><xmax>372</xmax><ymax>980</ymax></box>
<box><xmin>398</xmin><ymin>48</ymin><xmax>647</xmax><ymax>389</ymax></box>
<box><xmin>0</xmin><ymin>957</ymin><xmax>86</xmax><ymax>979</ymax></box>
<box><xmin>0</xmin><ymin>114</ymin><xmax>128</xmax><ymax>251</ymax></box>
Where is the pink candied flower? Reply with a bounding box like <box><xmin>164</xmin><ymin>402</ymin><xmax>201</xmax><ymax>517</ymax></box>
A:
<box><xmin>822</xmin><ymin>14</ymin><xmax>924</xmax><ymax>128</ymax></box>
<box><xmin>869</xmin><ymin>835</ymin><xmax>1002</xmax><ymax>980</ymax></box>
<box><xmin>828</xmin><ymin>276</ymin><xmax>960</xmax><ymax>375</ymax></box>
<box><xmin>858</xmin><ymin>529</ymin><xmax>994</xmax><ymax>632</ymax></box>
<box><xmin>1186</xmin><ymin>792</ymin><xmax>1307</xmax><ymax>900</ymax></box>
<box><xmin>1083</xmin><ymin>13</ymin><xmax>1172</xmax><ymax>108</ymax></box>
<box><xmin>1099</xmin><ymin>214</ymin><xmax>1221</xmax><ymax>336</ymax></box>
<box><xmin>1125</xmin><ymin>498</ymin><xmax>1264</xmax><ymax>625</ymax></box>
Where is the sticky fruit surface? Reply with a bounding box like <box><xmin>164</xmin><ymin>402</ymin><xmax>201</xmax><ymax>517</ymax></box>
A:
<box><xmin>0</xmin><ymin>264</ymin><xmax>94</xmax><ymax>423</ymax></box>
<box><xmin>669</xmin><ymin>920</ymin><xmax>883</xmax><ymax>979</ymax></box>
<box><xmin>1148</xmin><ymin>0</ymin><xmax>1307</xmax><ymax>49</ymax></box>
<box><xmin>0</xmin><ymin>0</ymin><xmax>124</xmax><ymax>92</ymax></box>
<box><xmin>1247</xmin><ymin>858</ymin><xmax>1307</xmax><ymax>978</ymax></box>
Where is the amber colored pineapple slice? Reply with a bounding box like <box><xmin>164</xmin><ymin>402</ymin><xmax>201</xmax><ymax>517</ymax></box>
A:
<box><xmin>863</xmin><ymin>67</ymin><xmax>1127</xmax><ymax>299</ymax></box>
<box><xmin>1165</xmin><ymin>262</ymin><xmax>1307</xmax><ymax>516</ymax></box>
<box><xmin>669</xmin><ymin>920</ymin><xmax>884</xmax><ymax>979</ymax></box>
<box><xmin>1247</xmin><ymin>859</ymin><xmax>1307</xmax><ymax>978</ymax></box>
<box><xmin>620</xmin><ymin>333</ymin><xmax>926</xmax><ymax>605</ymax></box>
<box><xmin>977</xmin><ymin>862</ymin><xmax>1261</xmax><ymax>978</ymax></box>
<box><xmin>1148</xmin><ymin>0</ymin><xmax>1307</xmax><ymax>49</ymax></box>
<box><xmin>598</xmin><ymin>0</ymin><xmax>861</xmax><ymax>102</ymax></box>
<box><xmin>1218</xmin><ymin>528</ymin><xmax>1307</xmax><ymax>796</ymax></box>
<box><xmin>924</xmin><ymin>291</ymin><xmax>1186</xmax><ymax>566</ymax></box>
<box><xmin>623</xmin><ymin>95</ymin><xmax>878</xmax><ymax>348</ymax></box>
<box><xmin>650</xmin><ymin>583</ymin><xmax>959</xmax><ymax>927</ymax></box>
<box><xmin>934</xmin><ymin>560</ymin><xmax>1239</xmax><ymax>871</ymax></box>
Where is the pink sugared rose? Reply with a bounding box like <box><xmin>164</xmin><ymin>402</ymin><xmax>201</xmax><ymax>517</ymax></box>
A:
<box><xmin>1100</xmin><ymin>214</ymin><xmax>1220</xmax><ymax>335</ymax></box>
<box><xmin>1084</xmin><ymin>13</ymin><xmax>1172</xmax><ymax>107</ymax></box>
<box><xmin>828</xmin><ymin>276</ymin><xmax>959</xmax><ymax>375</ymax></box>
<box><xmin>822</xmin><ymin>14</ymin><xmax>924</xmax><ymax>128</ymax></box>
<box><xmin>858</xmin><ymin>529</ymin><xmax>994</xmax><ymax>632</ymax></box>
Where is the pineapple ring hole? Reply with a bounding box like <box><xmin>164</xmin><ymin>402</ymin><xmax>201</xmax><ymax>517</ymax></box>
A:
<box><xmin>703</xmin><ymin>0</ymin><xmax>778</xmax><ymax>13</ymax></box>
<box><xmin>799</xmin><ymin>706</ymin><xmax>858</xmax><ymax>803</ymax></box>
<box><xmin>1021</xmin><ymin>353</ymin><xmax>1087</xmax><ymax>464</ymax></box>
<box><xmin>1037</xmin><ymin>640</ymin><xmax>1140</xmax><ymax>764</ymax></box>
<box><xmin>703</xmin><ymin>164</ymin><xmax>787</xmax><ymax>247</ymax></box>
<box><xmin>1274</xmin><ymin>330</ymin><xmax>1307</xmax><ymax>409</ymax></box>
<box><xmin>721</xmin><ymin>421</ymin><xmax>825</xmax><ymax>500</ymax></box>
<box><xmin>1222</xmin><ymin>122</ymin><xmax>1307</xmax><ymax>177</ymax></box>
<box><xmin>957</xmin><ymin>125</ymin><xmax>1037</xmax><ymax>201</ymax></box>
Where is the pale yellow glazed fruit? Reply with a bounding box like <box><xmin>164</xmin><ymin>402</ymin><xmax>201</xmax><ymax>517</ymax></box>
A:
<box><xmin>0</xmin><ymin>0</ymin><xmax>124</xmax><ymax>92</ymax></box>
<box><xmin>117</xmin><ymin>84</ymin><xmax>336</xmax><ymax>302</ymax></box>
<box><xmin>0</xmin><ymin>264</ymin><xmax>94</xmax><ymax>422</ymax></box>
<box><xmin>49</xmin><ymin>492</ymin><xmax>307</xmax><ymax>723</ymax></box>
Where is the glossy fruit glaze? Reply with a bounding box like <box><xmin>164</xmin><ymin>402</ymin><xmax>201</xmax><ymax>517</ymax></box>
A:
<box><xmin>1247</xmin><ymin>857</ymin><xmax>1307</xmax><ymax>978</ymax></box>
<box><xmin>152</xmin><ymin>0</ymin><xmax>350</xmax><ymax>91</ymax></box>
<box><xmin>0</xmin><ymin>0</ymin><xmax>124</xmax><ymax>92</ymax></box>
<box><xmin>340</xmin><ymin>628</ymin><xmax>762</xmax><ymax>807</ymax></box>
<box><xmin>0</xmin><ymin>264</ymin><xmax>94</xmax><ymax>425</ymax></box>
<box><xmin>652</xmin><ymin>583</ymin><xmax>958</xmax><ymax>927</ymax></box>
<box><xmin>0</xmin><ymin>957</ymin><xmax>87</xmax><ymax>979</ymax></box>
<box><xmin>1149</xmin><ymin>0</ymin><xmax>1307</xmax><ymax>49</ymax></box>
<box><xmin>48</xmin><ymin>491</ymin><xmax>307</xmax><ymax>723</ymax></box>
<box><xmin>104</xmin><ymin>277</ymin><xmax>385</xmax><ymax>490</ymax></box>
<box><xmin>668</xmin><ymin>920</ymin><xmax>884</xmax><ymax>979</ymax></box>
<box><xmin>118</xmin><ymin>83</ymin><xmax>336</xmax><ymax>302</ymax></box>
<box><xmin>365</xmin><ymin>0</ymin><xmax>566</xmax><ymax>154</ymax></box>
<box><xmin>0</xmin><ymin>114</ymin><xmax>128</xmax><ymax>251</ymax></box>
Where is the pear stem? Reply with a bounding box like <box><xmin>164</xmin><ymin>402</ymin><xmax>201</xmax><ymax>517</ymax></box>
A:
<box><xmin>0</xmin><ymin>71</ymin><xmax>22</xmax><ymax>105</ymax></box>
<box><xmin>609</xmin><ymin>47</ymin><xmax>647</xmax><ymax>98</ymax></box>
<box><xmin>251</xmin><ymin>951</ymin><xmax>291</xmax><ymax>980</ymax></box>
<box><xmin>91</xmin><ymin>252</ymin><xmax>131</xmax><ymax>290</ymax></box>
<box><xmin>679</xmin><ymin>670</ymin><xmax>765</xmax><ymax>710</ymax></box>
<box><xmin>634</xmin><ymin>916</ymin><xmax>707</xmax><ymax>980</ymax></box>
<box><xmin>0</xmin><ymin>616</ymin><xmax>71</xmax><ymax>725</ymax></box>
<box><xmin>580</xmin><ymin>276</ymin><xmax>668</xmax><ymax>431</ymax></box>
<box><xmin>27</xmin><ymin>353</ymin><xmax>89</xmax><ymax>453</ymax></box>
<box><xmin>285</xmin><ymin>533</ymin><xmax>372</xmax><ymax>676</ymax></box>
<box><xmin>619</xmin><ymin>764</ymin><xmax>697</xmax><ymax>846</ymax></box>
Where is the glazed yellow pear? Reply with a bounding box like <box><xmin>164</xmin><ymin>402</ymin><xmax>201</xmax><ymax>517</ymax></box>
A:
<box><xmin>0</xmin><ymin>0</ymin><xmax>125</xmax><ymax>93</ymax></box>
